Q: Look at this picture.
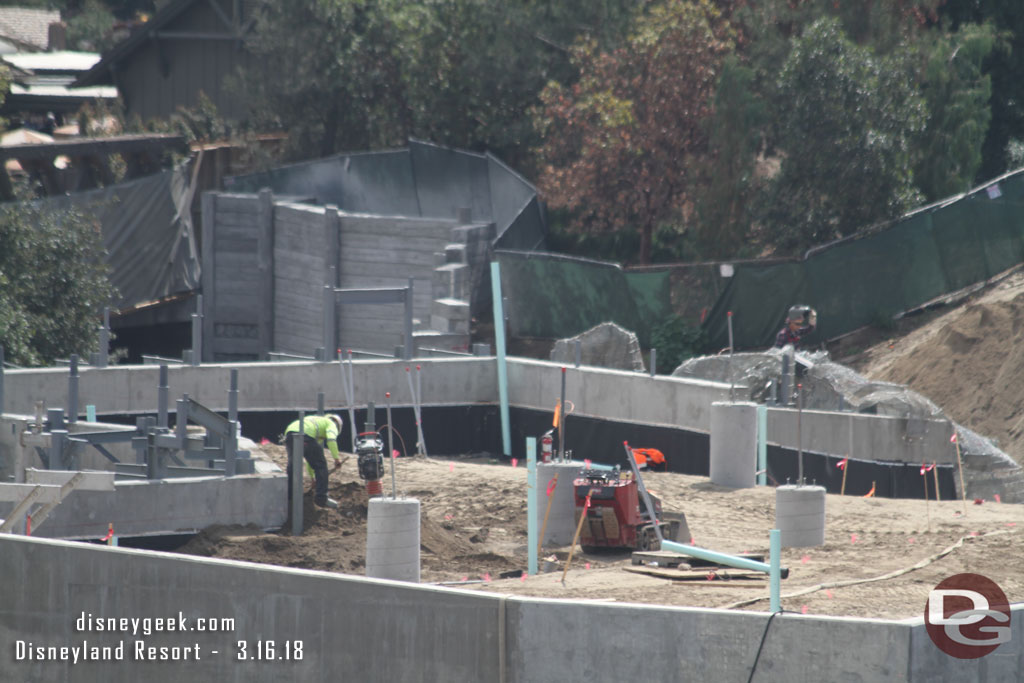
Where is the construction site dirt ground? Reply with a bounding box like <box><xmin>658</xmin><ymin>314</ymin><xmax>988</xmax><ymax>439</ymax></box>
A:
<box><xmin>177</xmin><ymin>449</ymin><xmax>1023</xmax><ymax>620</ymax></box>
<box><xmin>176</xmin><ymin>271</ymin><xmax>1024</xmax><ymax>620</ymax></box>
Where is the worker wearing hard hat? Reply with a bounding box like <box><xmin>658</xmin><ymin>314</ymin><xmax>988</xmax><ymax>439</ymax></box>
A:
<box><xmin>283</xmin><ymin>414</ymin><xmax>344</xmax><ymax>509</ymax></box>
<box><xmin>775</xmin><ymin>305</ymin><xmax>817</xmax><ymax>348</ymax></box>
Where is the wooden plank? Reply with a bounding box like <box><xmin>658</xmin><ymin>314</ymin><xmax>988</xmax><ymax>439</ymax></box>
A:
<box><xmin>215</xmin><ymin>195</ymin><xmax>262</xmax><ymax>213</ymax></box>
<box><xmin>201</xmin><ymin>191</ymin><xmax>216</xmax><ymax>364</ymax></box>
<box><xmin>339</xmin><ymin>218</ymin><xmax>456</xmax><ymax>239</ymax></box>
<box><xmin>212</xmin><ymin>304</ymin><xmax>263</xmax><ymax>322</ymax></box>
<box><xmin>340</xmin><ymin>233</ymin><xmax>450</xmax><ymax>252</ymax></box>
<box><xmin>211</xmin><ymin>338</ymin><xmax>262</xmax><ymax>354</ymax></box>
<box><xmin>213</xmin><ymin>213</ymin><xmax>259</xmax><ymax>229</ymax></box>
<box><xmin>258</xmin><ymin>188</ymin><xmax>274</xmax><ymax>361</ymax></box>
<box><xmin>622</xmin><ymin>566</ymin><xmax>765</xmax><ymax>582</ymax></box>
<box><xmin>339</xmin><ymin>248</ymin><xmax>439</xmax><ymax>267</ymax></box>
<box><xmin>214</xmin><ymin>252</ymin><xmax>260</xmax><ymax>270</ymax></box>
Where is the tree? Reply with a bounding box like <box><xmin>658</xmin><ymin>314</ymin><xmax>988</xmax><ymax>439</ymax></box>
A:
<box><xmin>0</xmin><ymin>204</ymin><xmax>116</xmax><ymax>366</ymax></box>
<box><xmin>912</xmin><ymin>22</ymin><xmax>996</xmax><ymax>201</ymax></box>
<box><xmin>693</xmin><ymin>55</ymin><xmax>763</xmax><ymax>257</ymax></box>
<box><xmin>534</xmin><ymin>0</ymin><xmax>736</xmax><ymax>264</ymax></box>
<box><xmin>761</xmin><ymin>18</ymin><xmax>925</xmax><ymax>251</ymax></box>
<box><xmin>938</xmin><ymin>1</ymin><xmax>1024</xmax><ymax>180</ymax></box>
<box><xmin>238</xmin><ymin>0</ymin><xmax>643</xmax><ymax>170</ymax></box>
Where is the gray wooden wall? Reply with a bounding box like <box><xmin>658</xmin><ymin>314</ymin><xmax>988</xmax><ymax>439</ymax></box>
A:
<box><xmin>337</xmin><ymin>215</ymin><xmax>454</xmax><ymax>353</ymax></box>
<box><xmin>201</xmin><ymin>190</ymin><xmax>271</xmax><ymax>362</ymax></box>
<box><xmin>202</xmin><ymin>191</ymin><xmax>465</xmax><ymax>361</ymax></box>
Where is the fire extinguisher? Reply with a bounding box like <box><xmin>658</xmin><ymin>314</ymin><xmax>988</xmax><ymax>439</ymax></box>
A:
<box><xmin>541</xmin><ymin>430</ymin><xmax>554</xmax><ymax>463</ymax></box>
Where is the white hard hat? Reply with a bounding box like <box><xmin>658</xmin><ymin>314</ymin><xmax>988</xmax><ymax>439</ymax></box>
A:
<box><xmin>328</xmin><ymin>414</ymin><xmax>343</xmax><ymax>431</ymax></box>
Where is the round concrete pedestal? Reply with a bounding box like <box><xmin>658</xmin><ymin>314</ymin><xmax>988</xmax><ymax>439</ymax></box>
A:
<box><xmin>709</xmin><ymin>401</ymin><xmax>758</xmax><ymax>489</ymax></box>
<box><xmin>534</xmin><ymin>463</ymin><xmax>581</xmax><ymax>547</ymax></box>
<box><xmin>366</xmin><ymin>497</ymin><xmax>420</xmax><ymax>582</ymax></box>
<box><xmin>776</xmin><ymin>485</ymin><xmax>826</xmax><ymax>548</ymax></box>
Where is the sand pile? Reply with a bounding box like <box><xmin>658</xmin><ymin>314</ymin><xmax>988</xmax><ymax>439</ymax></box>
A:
<box><xmin>854</xmin><ymin>272</ymin><xmax>1024</xmax><ymax>466</ymax></box>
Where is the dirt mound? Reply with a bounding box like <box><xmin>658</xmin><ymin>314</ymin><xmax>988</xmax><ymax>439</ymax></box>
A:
<box><xmin>168</xmin><ymin>450</ymin><xmax>1023</xmax><ymax>619</ymax></box>
<box><xmin>853</xmin><ymin>272</ymin><xmax>1024</xmax><ymax>465</ymax></box>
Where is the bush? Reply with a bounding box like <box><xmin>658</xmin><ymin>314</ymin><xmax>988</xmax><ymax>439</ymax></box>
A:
<box><xmin>650</xmin><ymin>315</ymin><xmax>707</xmax><ymax>374</ymax></box>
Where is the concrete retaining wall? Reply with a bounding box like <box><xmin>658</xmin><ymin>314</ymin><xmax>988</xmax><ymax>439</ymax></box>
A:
<box><xmin>1</xmin><ymin>358</ymin><xmax>961</xmax><ymax>468</ymax></box>
<box><xmin>1</xmin><ymin>534</ymin><xmax>1019</xmax><ymax>682</ymax></box>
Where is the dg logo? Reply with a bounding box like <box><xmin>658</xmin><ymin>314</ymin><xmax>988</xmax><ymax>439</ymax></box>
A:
<box><xmin>925</xmin><ymin>573</ymin><xmax>1011</xmax><ymax>659</ymax></box>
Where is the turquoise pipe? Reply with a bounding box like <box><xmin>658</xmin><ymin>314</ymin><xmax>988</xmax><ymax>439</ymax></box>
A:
<box><xmin>770</xmin><ymin>529</ymin><xmax>781</xmax><ymax>612</ymax></box>
<box><xmin>661</xmin><ymin>539</ymin><xmax>789</xmax><ymax>579</ymax></box>
<box><xmin>490</xmin><ymin>261</ymin><xmax>511</xmax><ymax>457</ymax></box>
<box><xmin>527</xmin><ymin>437</ymin><xmax>538</xmax><ymax>576</ymax></box>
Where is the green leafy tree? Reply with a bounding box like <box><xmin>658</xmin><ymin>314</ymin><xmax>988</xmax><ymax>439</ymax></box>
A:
<box><xmin>0</xmin><ymin>204</ymin><xmax>116</xmax><ymax>366</ymax></box>
<box><xmin>535</xmin><ymin>0</ymin><xmax>736</xmax><ymax>264</ymax></box>
<box><xmin>693</xmin><ymin>55</ymin><xmax>763</xmax><ymax>258</ymax></box>
<box><xmin>912</xmin><ymin>22</ymin><xmax>996</xmax><ymax>201</ymax></box>
<box><xmin>761</xmin><ymin>18</ymin><xmax>925</xmax><ymax>251</ymax></box>
<box><xmin>239</xmin><ymin>0</ymin><xmax>642</xmax><ymax>169</ymax></box>
<box><xmin>938</xmin><ymin>1</ymin><xmax>1024</xmax><ymax>179</ymax></box>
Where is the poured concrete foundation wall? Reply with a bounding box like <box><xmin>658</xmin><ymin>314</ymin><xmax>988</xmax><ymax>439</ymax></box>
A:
<box><xmin>766</xmin><ymin>406</ymin><xmax>955</xmax><ymax>465</ymax></box>
<box><xmin>1</xmin><ymin>535</ymin><xmax>1019</xmax><ymax>682</ymax></box>
<box><xmin>1</xmin><ymin>358</ymin><xmax>962</xmax><ymax>469</ymax></box>
<box><xmin>0</xmin><ymin>473</ymin><xmax>288</xmax><ymax>539</ymax></box>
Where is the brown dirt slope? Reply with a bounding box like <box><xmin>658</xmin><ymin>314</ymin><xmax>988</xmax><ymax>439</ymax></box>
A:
<box><xmin>850</xmin><ymin>270</ymin><xmax>1024</xmax><ymax>466</ymax></box>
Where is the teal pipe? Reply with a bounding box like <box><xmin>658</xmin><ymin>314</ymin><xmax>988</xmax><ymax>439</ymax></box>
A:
<box><xmin>661</xmin><ymin>539</ymin><xmax>789</xmax><ymax>579</ymax></box>
<box><xmin>490</xmin><ymin>262</ymin><xmax>511</xmax><ymax>457</ymax></box>
<box><xmin>527</xmin><ymin>437</ymin><xmax>537</xmax><ymax>576</ymax></box>
<box><xmin>770</xmin><ymin>529</ymin><xmax>781</xmax><ymax>612</ymax></box>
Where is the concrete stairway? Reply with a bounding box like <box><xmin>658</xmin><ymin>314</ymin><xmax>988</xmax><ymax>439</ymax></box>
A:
<box><xmin>415</xmin><ymin>222</ymin><xmax>494</xmax><ymax>354</ymax></box>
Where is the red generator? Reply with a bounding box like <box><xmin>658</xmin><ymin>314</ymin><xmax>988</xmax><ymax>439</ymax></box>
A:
<box><xmin>573</xmin><ymin>468</ymin><xmax>685</xmax><ymax>551</ymax></box>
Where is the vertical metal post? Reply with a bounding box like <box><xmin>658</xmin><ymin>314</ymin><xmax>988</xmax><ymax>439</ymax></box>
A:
<box><xmin>649</xmin><ymin>348</ymin><xmax>657</xmax><ymax>377</ymax></box>
<box><xmin>527</xmin><ymin>436</ymin><xmax>538</xmax><ymax>576</ymax></box>
<box><xmin>757</xmin><ymin>404</ymin><xmax>767</xmax><ymax>487</ymax></box>
<box><xmin>404</xmin><ymin>277</ymin><xmax>414</xmax><ymax>361</ymax></box>
<box><xmin>365</xmin><ymin>401</ymin><xmax>376</xmax><ymax>433</ymax></box>
<box><xmin>346</xmin><ymin>350</ymin><xmax>356</xmax><ymax>453</ymax></box>
<box><xmin>291</xmin><ymin>413</ymin><xmax>304</xmax><ymax>536</ymax></box>
<box><xmin>780</xmin><ymin>352</ymin><xmax>791</xmax><ymax>406</ymax></box>
<box><xmin>727</xmin><ymin>311</ymin><xmax>735</xmax><ymax>400</ymax></box>
<box><xmin>386</xmin><ymin>393</ymin><xmax>395</xmax><ymax>498</ymax></box>
<box><xmin>47</xmin><ymin>407</ymin><xmax>64</xmax><ymax>431</ymax></box>
<box><xmin>317</xmin><ymin>392</ymin><xmax>325</xmax><ymax>416</ymax></box>
<box><xmin>50</xmin><ymin>429</ymin><xmax>68</xmax><ymax>470</ymax></box>
<box><xmin>225</xmin><ymin>419</ymin><xmax>238</xmax><ymax>476</ymax></box>
<box><xmin>490</xmin><ymin>261</ymin><xmax>511</xmax><ymax>457</ymax></box>
<box><xmin>770</xmin><ymin>529</ymin><xmax>781</xmax><ymax>612</ymax></box>
<box><xmin>67</xmin><ymin>354</ymin><xmax>79</xmax><ymax>424</ymax></box>
<box><xmin>228</xmin><ymin>368</ymin><xmax>239</xmax><ymax>423</ymax></box>
<box><xmin>190</xmin><ymin>313</ymin><xmax>201</xmax><ymax>367</ymax></box>
<box><xmin>797</xmin><ymin>384</ymin><xmax>804</xmax><ymax>485</ymax></box>
<box><xmin>158</xmin><ymin>365</ymin><xmax>169</xmax><ymax>429</ymax></box>
<box><xmin>414</xmin><ymin>365</ymin><xmax>427</xmax><ymax>457</ymax></box>
<box><xmin>96</xmin><ymin>307</ymin><xmax>110</xmax><ymax>368</ymax></box>
<box><xmin>322</xmin><ymin>284</ymin><xmax>335</xmax><ymax>361</ymax></box>
<box><xmin>558</xmin><ymin>367</ymin><xmax>567</xmax><ymax>462</ymax></box>
<box><xmin>574</xmin><ymin>340</ymin><xmax>581</xmax><ymax>368</ymax></box>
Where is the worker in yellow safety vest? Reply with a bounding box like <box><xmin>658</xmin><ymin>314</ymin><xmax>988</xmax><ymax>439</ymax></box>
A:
<box><xmin>283</xmin><ymin>414</ymin><xmax>343</xmax><ymax>509</ymax></box>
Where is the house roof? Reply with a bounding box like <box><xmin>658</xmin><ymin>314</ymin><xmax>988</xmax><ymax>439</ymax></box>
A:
<box><xmin>0</xmin><ymin>7</ymin><xmax>60</xmax><ymax>52</ymax></box>
<box><xmin>3</xmin><ymin>50</ymin><xmax>101</xmax><ymax>74</ymax></box>
<box><xmin>74</xmin><ymin>0</ymin><xmax>230</xmax><ymax>87</ymax></box>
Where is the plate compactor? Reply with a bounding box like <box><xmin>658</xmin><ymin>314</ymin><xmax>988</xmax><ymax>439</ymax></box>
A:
<box><xmin>573</xmin><ymin>467</ymin><xmax>688</xmax><ymax>552</ymax></box>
